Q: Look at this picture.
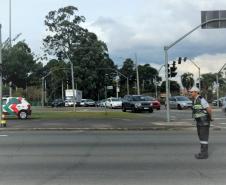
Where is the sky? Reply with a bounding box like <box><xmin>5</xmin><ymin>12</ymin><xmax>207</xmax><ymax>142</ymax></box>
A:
<box><xmin>1</xmin><ymin>0</ymin><xmax>226</xmax><ymax>83</ymax></box>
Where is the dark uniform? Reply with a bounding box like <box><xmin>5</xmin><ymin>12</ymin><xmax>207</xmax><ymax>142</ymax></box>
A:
<box><xmin>192</xmin><ymin>95</ymin><xmax>210</xmax><ymax>159</ymax></box>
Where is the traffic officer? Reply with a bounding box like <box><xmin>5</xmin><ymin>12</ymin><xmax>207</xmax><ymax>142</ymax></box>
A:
<box><xmin>189</xmin><ymin>86</ymin><xmax>212</xmax><ymax>159</ymax></box>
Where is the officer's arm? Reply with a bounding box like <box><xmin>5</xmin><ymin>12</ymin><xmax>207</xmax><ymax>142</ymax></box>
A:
<box><xmin>206</xmin><ymin>106</ymin><xmax>213</xmax><ymax>121</ymax></box>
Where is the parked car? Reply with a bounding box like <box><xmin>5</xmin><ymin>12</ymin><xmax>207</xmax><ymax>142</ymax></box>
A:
<box><xmin>144</xmin><ymin>96</ymin><xmax>161</xmax><ymax>110</ymax></box>
<box><xmin>106</xmin><ymin>97</ymin><xmax>122</xmax><ymax>109</ymax></box>
<box><xmin>168</xmin><ymin>96</ymin><xmax>192</xmax><ymax>110</ymax></box>
<box><xmin>2</xmin><ymin>97</ymin><xmax>32</xmax><ymax>119</ymax></box>
<box><xmin>99</xmin><ymin>99</ymin><xmax>107</xmax><ymax>107</ymax></box>
<box><xmin>80</xmin><ymin>99</ymin><xmax>95</xmax><ymax>107</ymax></box>
<box><xmin>80</xmin><ymin>99</ymin><xmax>87</xmax><ymax>106</ymax></box>
<box><xmin>122</xmin><ymin>95</ymin><xmax>153</xmax><ymax>113</ymax></box>
<box><xmin>64</xmin><ymin>99</ymin><xmax>75</xmax><ymax>107</ymax></box>
<box><xmin>212</xmin><ymin>97</ymin><xmax>225</xmax><ymax>106</ymax></box>
<box><xmin>51</xmin><ymin>99</ymin><xmax>65</xmax><ymax>107</ymax></box>
<box><xmin>221</xmin><ymin>97</ymin><xmax>226</xmax><ymax>112</ymax></box>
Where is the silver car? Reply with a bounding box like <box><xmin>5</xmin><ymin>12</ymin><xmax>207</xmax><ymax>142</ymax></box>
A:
<box><xmin>169</xmin><ymin>96</ymin><xmax>192</xmax><ymax>110</ymax></box>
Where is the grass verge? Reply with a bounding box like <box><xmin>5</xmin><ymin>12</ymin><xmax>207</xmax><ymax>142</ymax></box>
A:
<box><xmin>31</xmin><ymin>111</ymin><xmax>139</xmax><ymax>120</ymax></box>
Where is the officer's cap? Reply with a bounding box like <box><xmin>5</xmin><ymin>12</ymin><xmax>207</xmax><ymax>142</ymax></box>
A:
<box><xmin>189</xmin><ymin>86</ymin><xmax>200</xmax><ymax>92</ymax></box>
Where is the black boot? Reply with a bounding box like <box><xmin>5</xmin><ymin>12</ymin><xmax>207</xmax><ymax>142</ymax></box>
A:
<box><xmin>195</xmin><ymin>144</ymin><xmax>208</xmax><ymax>159</ymax></box>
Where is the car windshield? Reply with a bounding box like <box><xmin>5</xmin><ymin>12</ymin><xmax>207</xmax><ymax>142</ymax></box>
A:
<box><xmin>132</xmin><ymin>96</ymin><xmax>146</xmax><ymax>101</ymax></box>
<box><xmin>144</xmin><ymin>96</ymin><xmax>155</xmax><ymax>101</ymax></box>
<box><xmin>111</xmin><ymin>98</ymin><xmax>120</xmax><ymax>101</ymax></box>
<box><xmin>87</xmin><ymin>99</ymin><xmax>94</xmax><ymax>102</ymax></box>
<box><xmin>176</xmin><ymin>96</ymin><xmax>190</xmax><ymax>101</ymax></box>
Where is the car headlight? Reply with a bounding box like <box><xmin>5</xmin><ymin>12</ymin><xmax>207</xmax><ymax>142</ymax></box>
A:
<box><xmin>135</xmin><ymin>103</ymin><xmax>142</xmax><ymax>107</ymax></box>
<box><xmin>181</xmin><ymin>103</ymin><xmax>187</xmax><ymax>106</ymax></box>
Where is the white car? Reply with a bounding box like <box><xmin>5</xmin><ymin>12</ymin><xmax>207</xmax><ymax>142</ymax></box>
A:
<box><xmin>2</xmin><ymin>97</ymin><xmax>32</xmax><ymax>119</ymax></box>
<box><xmin>106</xmin><ymin>97</ymin><xmax>122</xmax><ymax>109</ymax></box>
<box><xmin>168</xmin><ymin>96</ymin><xmax>192</xmax><ymax>110</ymax></box>
<box><xmin>64</xmin><ymin>99</ymin><xmax>75</xmax><ymax>107</ymax></box>
<box><xmin>80</xmin><ymin>99</ymin><xmax>87</xmax><ymax>107</ymax></box>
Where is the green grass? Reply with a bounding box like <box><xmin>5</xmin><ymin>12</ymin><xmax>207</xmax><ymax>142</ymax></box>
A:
<box><xmin>31</xmin><ymin>111</ymin><xmax>139</xmax><ymax>120</ymax></box>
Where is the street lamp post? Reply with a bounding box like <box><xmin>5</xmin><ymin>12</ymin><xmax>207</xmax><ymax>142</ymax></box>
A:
<box><xmin>183</xmin><ymin>58</ymin><xmax>201</xmax><ymax>91</ymax></box>
<box><xmin>135</xmin><ymin>54</ymin><xmax>140</xmax><ymax>95</ymax></box>
<box><xmin>116</xmin><ymin>70</ymin><xmax>129</xmax><ymax>95</ymax></box>
<box><xmin>59</xmin><ymin>46</ymin><xmax>76</xmax><ymax>112</ymax></box>
<box><xmin>9</xmin><ymin>0</ymin><xmax>12</xmax><ymax>47</ymax></box>
<box><xmin>190</xmin><ymin>59</ymin><xmax>201</xmax><ymax>91</ymax></box>
<box><xmin>69</xmin><ymin>59</ymin><xmax>76</xmax><ymax>112</ymax></box>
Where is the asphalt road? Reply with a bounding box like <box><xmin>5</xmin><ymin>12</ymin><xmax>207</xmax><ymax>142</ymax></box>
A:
<box><xmin>0</xmin><ymin>130</ymin><xmax>226</xmax><ymax>185</ymax></box>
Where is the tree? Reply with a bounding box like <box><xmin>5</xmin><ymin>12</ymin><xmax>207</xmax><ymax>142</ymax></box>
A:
<box><xmin>160</xmin><ymin>80</ymin><xmax>180</xmax><ymax>95</ymax></box>
<box><xmin>2</xmin><ymin>41</ymin><xmax>40</xmax><ymax>89</ymax></box>
<box><xmin>138</xmin><ymin>64</ymin><xmax>158</xmax><ymax>93</ymax></box>
<box><xmin>119</xmin><ymin>58</ymin><xmax>136</xmax><ymax>95</ymax></box>
<box><xmin>43</xmin><ymin>59</ymin><xmax>68</xmax><ymax>100</ymax></box>
<box><xmin>200</xmin><ymin>73</ymin><xmax>225</xmax><ymax>100</ymax></box>
<box><xmin>181</xmin><ymin>72</ymin><xmax>194</xmax><ymax>92</ymax></box>
<box><xmin>43</xmin><ymin>6</ymin><xmax>114</xmax><ymax>100</ymax></box>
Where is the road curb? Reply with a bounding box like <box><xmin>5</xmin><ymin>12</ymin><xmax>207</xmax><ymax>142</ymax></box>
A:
<box><xmin>0</xmin><ymin>126</ymin><xmax>196</xmax><ymax>131</ymax></box>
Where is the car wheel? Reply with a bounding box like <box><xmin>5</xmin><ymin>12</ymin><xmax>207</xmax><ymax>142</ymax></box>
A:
<box><xmin>157</xmin><ymin>108</ymin><xmax>160</xmax><ymax>110</ymax></box>
<box><xmin>149</xmin><ymin>108</ymin><xmax>153</xmax><ymax>113</ymax></box>
<box><xmin>177</xmin><ymin>104</ymin><xmax>182</xmax><ymax>110</ymax></box>
<box><xmin>122</xmin><ymin>106</ymin><xmax>126</xmax><ymax>112</ymax></box>
<box><xmin>18</xmin><ymin>110</ymin><xmax>28</xmax><ymax>119</ymax></box>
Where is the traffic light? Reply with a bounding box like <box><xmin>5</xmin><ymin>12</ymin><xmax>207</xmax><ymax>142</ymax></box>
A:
<box><xmin>196</xmin><ymin>83</ymin><xmax>199</xmax><ymax>88</ymax></box>
<box><xmin>170</xmin><ymin>61</ymin><xmax>177</xmax><ymax>77</ymax></box>
<box><xmin>178</xmin><ymin>57</ymin><xmax>182</xmax><ymax>64</ymax></box>
<box><xmin>168</xmin><ymin>64</ymin><xmax>171</xmax><ymax>77</ymax></box>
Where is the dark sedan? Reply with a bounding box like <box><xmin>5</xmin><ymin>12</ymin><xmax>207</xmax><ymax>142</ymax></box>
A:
<box><xmin>51</xmin><ymin>99</ymin><xmax>65</xmax><ymax>107</ymax></box>
<box><xmin>122</xmin><ymin>95</ymin><xmax>153</xmax><ymax>113</ymax></box>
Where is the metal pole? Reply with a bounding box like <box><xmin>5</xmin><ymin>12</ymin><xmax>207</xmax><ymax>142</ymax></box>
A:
<box><xmin>135</xmin><ymin>54</ymin><xmax>140</xmax><ymax>95</ymax></box>
<box><xmin>164</xmin><ymin>47</ymin><xmax>170</xmax><ymax>122</ymax></box>
<box><xmin>70</xmin><ymin>61</ymin><xmax>76</xmax><ymax>111</ymax></box>
<box><xmin>198</xmin><ymin>68</ymin><xmax>201</xmax><ymax>91</ymax></box>
<box><xmin>9</xmin><ymin>0</ymin><xmax>12</xmax><ymax>96</ymax></box>
<box><xmin>155</xmin><ymin>76</ymin><xmax>158</xmax><ymax>99</ymax></box>
<box><xmin>41</xmin><ymin>77</ymin><xmax>44</xmax><ymax>108</ymax></box>
<box><xmin>9</xmin><ymin>0</ymin><xmax>12</xmax><ymax>47</ymax></box>
<box><xmin>126</xmin><ymin>77</ymin><xmax>129</xmax><ymax>95</ymax></box>
<box><xmin>0</xmin><ymin>24</ymin><xmax>2</xmax><ymax>123</ymax></box>
<box><xmin>116</xmin><ymin>71</ymin><xmax>119</xmax><ymax>98</ymax></box>
<box><xmin>190</xmin><ymin>59</ymin><xmax>201</xmax><ymax>90</ymax></box>
<box><xmin>61</xmin><ymin>80</ymin><xmax>64</xmax><ymax>100</ymax></box>
<box><xmin>44</xmin><ymin>79</ymin><xmax>47</xmax><ymax>105</ymax></box>
<box><xmin>216</xmin><ymin>74</ymin><xmax>219</xmax><ymax>107</ymax></box>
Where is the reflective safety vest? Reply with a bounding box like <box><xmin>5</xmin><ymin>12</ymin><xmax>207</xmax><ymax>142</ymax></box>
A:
<box><xmin>192</xmin><ymin>96</ymin><xmax>208</xmax><ymax>118</ymax></box>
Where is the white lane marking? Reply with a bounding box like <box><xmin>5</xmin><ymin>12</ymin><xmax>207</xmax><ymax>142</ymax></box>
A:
<box><xmin>218</xmin><ymin>123</ymin><xmax>226</xmax><ymax>125</ymax></box>
<box><xmin>0</xmin><ymin>135</ymin><xmax>8</xmax><ymax>137</ymax></box>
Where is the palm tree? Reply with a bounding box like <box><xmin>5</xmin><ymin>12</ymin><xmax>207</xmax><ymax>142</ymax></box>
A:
<box><xmin>181</xmin><ymin>73</ymin><xmax>194</xmax><ymax>92</ymax></box>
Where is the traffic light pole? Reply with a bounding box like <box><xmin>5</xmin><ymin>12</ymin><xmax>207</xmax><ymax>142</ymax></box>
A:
<box><xmin>164</xmin><ymin>18</ymin><xmax>226</xmax><ymax>122</ymax></box>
